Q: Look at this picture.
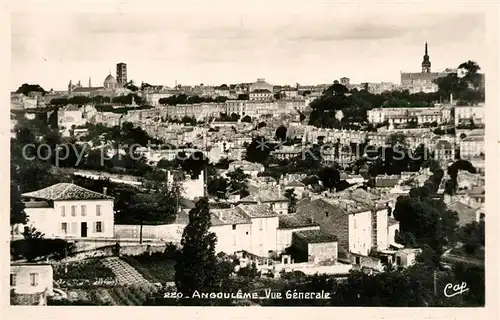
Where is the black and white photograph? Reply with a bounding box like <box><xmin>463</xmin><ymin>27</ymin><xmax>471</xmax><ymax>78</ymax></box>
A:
<box><xmin>6</xmin><ymin>0</ymin><xmax>495</xmax><ymax>311</ymax></box>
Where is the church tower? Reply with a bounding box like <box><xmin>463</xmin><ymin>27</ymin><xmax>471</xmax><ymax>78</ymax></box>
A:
<box><xmin>421</xmin><ymin>42</ymin><xmax>431</xmax><ymax>73</ymax></box>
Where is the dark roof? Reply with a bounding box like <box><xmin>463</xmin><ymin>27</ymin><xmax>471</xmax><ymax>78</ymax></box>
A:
<box><xmin>11</xmin><ymin>292</ymin><xmax>44</xmax><ymax>305</ymax></box>
<box><xmin>294</xmin><ymin>229</ymin><xmax>338</xmax><ymax>243</ymax></box>
<box><xmin>251</xmin><ymin>89</ymin><xmax>272</xmax><ymax>93</ymax></box>
<box><xmin>375</xmin><ymin>178</ymin><xmax>399</xmax><ymax>188</ymax></box>
<box><xmin>22</xmin><ymin>183</ymin><xmax>113</xmax><ymax>201</ymax></box>
<box><xmin>72</xmin><ymin>87</ymin><xmax>103</xmax><ymax>92</ymax></box>
<box><xmin>279</xmin><ymin>215</ymin><xmax>319</xmax><ymax>229</ymax></box>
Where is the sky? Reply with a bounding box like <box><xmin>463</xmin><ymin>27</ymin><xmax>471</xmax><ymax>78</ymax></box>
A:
<box><xmin>10</xmin><ymin>1</ymin><xmax>488</xmax><ymax>91</ymax></box>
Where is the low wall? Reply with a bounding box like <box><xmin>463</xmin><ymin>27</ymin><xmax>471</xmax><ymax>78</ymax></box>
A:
<box><xmin>114</xmin><ymin>224</ymin><xmax>184</xmax><ymax>243</ymax></box>
<box><xmin>258</xmin><ymin>261</ymin><xmax>352</xmax><ymax>276</ymax></box>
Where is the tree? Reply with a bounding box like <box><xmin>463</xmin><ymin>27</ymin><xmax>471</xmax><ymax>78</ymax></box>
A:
<box><xmin>175</xmin><ymin>198</ymin><xmax>219</xmax><ymax>305</ymax></box>
<box><xmin>15</xmin><ymin>83</ymin><xmax>46</xmax><ymax>96</ymax></box>
<box><xmin>245</xmin><ymin>136</ymin><xmax>275</xmax><ymax>165</ymax></box>
<box><xmin>226</xmin><ymin>168</ymin><xmax>250</xmax><ymax>198</ymax></box>
<box><xmin>284</xmin><ymin>188</ymin><xmax>298</xmax><ymax>213</ymax></box>
<box><xmin>275</xmin><ymin>125</ymin><xmax>287</xmax><ymax>141</ymax></box>
<box><xmin>10</xmin><ymin>181</ymin><xmax>27</xmax><ymax>239</ymax></box>
<box><xmin>318</xmin><ymin>167</ymin><xmax>340</xmax><ymax>191</ymax></box>
<box><xmin>241</xmin><ymin>115</ymin><xmax>252</xmax><ymax>123</ymax></box>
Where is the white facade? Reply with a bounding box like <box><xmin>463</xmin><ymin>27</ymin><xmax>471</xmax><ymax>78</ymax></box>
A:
<box><xmin>57</xmin><ymin>105</ymin><xmax>87</xmax><ymax>136</ymax></box>
<box><xmin>248</xmin><ymin>216</ymin><xmax>279</xmax><ymax>257</ymax></box>
<box><xmin>348</xmin><ymin>211</ymin><xmax>372</xmax><ymax>256</ymax></box>
<box><xmin>375</xmin><ymin>209</ymin><xmax>389</xmax><ymax>251</ymax></box>
<box><xmin>460</xmin><ymin>136</ymin><xmax>485</xmax><ymax>159</ymax></box>
<box><xmin>21</xmin><ymin>199</ymin><xmax>114</xmax><ymax>239</ymax></box>
<box><xmin>10</xmin><ymin>264</ymin><xmax>54</xmax><ymax>296</ymax></box>
<box><xmin>276</xmin><ymin>226</ymin><xmax>320</xmax><ymax>252</ymax></box>
<box><xmin>167</xmin><ymin>171</ymin><xmax>205</xmax><ymax>200</ymax></box>
<box><xmin>455</xmin><ymin>105</ymin><xmax>485</xmax><ymax>126</ymax></box>
<box><xmin>211</xmin><ymin>222</ymin><xmax>252</xmax><ymax>254</ymax></box>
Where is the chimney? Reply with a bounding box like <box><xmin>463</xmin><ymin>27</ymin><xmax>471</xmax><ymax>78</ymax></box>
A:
<box><xmin>103</xmin><ymin>187</ymin><xmax>107</xmax><ymax>195</ymax></box>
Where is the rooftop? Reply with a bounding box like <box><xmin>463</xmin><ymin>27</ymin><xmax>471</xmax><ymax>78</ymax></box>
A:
<box><xmin>22</xmin><ymin>183</ymin><xmax>113</xmax><ymax>201</ymax></box>
<box><xmin>211</xmin><ymin>207</ymin><xmax>251</xmax><ymax>226</ymax></box>
<box><xmin>238</xmin><ymin>203</ymin><xmax>278</xmax><ymax>219</ymax></box>
<box><xmin>294</xmin><ymin>229</ymin><xmax>338</xmax><ymax>243</ymax></box>
<box><xmin>278</xmin><ymin>215</ymin><xmax>318</xmax><ymax>229</ymax></box>
<box><xmin>240</xmin><ymin>187</ymin><xmax>287</xmax><ymax>203</ymax></box>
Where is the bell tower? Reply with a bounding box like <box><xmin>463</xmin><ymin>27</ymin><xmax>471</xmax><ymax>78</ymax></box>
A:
<box><xmin>421</xmin><ymin>42</ymin><xmax>431</xmax><ymax>73</ymax></box>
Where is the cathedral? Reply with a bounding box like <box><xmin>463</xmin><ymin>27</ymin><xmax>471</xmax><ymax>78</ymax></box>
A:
<box><xmin>67</xmin><ymin>65</ymin><xmax>131</xmax><ymax>98</ymax></box>
<box><xmin>400</xmin><ymin>43</ymin><xmax>456</xmax><ymax>94</ymax></box>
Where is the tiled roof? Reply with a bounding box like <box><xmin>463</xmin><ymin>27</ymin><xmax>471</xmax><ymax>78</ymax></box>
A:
<box><xmin>285</xmin><ymin>180</ymin><xmax>305</xmax><ymax>188</ymax></box>
<box><xmin>240</xmin><ymin>188</ymin><xmax>287</xmax><ymax>203</ymax></box>
<box><xmin>211</xmin><ymin>207</ymin><xmax>251</xmax><ymax>226</ymax></box>
<box><xmin>238</xmin><ymin>203</ymin><xmax>278</xmax><ymax>219</ymax></box>
<box><xmin>251</xmin><ymin>89</ymin><xmax>272</xmax><ymax>93</ymax></box>
<box><xmin>294</xmin><ymin>229</ymin><xmax>338</xmax><ymax>243</ymax></box>
<box><xmin>11</xmin><ymin>292</ymin><xmax>43</xmax><ymax>305</ymax></box>
<box><xmin>375</xmin><ymin>178</ymin><xmax>400</xmax><ymax>188</ymax></box>
<box><xmin>22</xmin><ymin>183</ymin><xmax>113</xmax><ymax>201</ymax></box>
<box><xmin>278</xmin><ymin>215</ymin><xmax>318</xmax><ymax>229</ymax></box>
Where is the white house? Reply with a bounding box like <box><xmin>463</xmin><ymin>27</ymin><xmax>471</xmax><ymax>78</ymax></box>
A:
<box><xmin>57</xmin><ymin>104</ymin><xmax>87</xmax><ymax>137</ymax></box>
<box><xmin>10</xmin><ymin>263</ymin><xmax>54</xmax><ymax>305</ymax></box>
<box><xmin>167</xmin><ymin>170</ymin><xmax>205</xmax><ymax>200</ymax></box>
<box><xmin>18</xmin><ymin>183</ymin><xmax>114</xmax><ymax>239</ymax></box>
<box><xmin>227</xmin><ymin>160</ymin><xmax>265</xmax><ymax>177</ymax></box>
<box><xmin>210</xmin><ymin>207</ymin><xmax>253</xmax><ymax>254</ymax></box>
<box><xmin>238</xmin><ymin>204</ymin><xmax>279</xmax><ymax>257</ymax></box>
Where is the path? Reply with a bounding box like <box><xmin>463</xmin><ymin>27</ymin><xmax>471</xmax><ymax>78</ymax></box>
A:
<box><xmin>101</xmin><ymin>257</ymin><xmax>152</xmax><ymax>286</ymax></box>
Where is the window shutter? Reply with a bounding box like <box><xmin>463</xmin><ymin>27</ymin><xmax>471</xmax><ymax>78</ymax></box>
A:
<box><xmin>93</xmin><ymin>222</ymin><xmax>96</xmax><ymax>233</ymax></box>
<box><xmin>102</xmin><ymin>222</ymin><xmax>105</xmax><ymax>233</ymax></box>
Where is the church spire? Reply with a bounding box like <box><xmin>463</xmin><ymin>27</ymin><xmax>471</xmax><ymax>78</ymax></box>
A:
<box><xmin>421</xmin><ymin>42</ymin><xmax>431</xmax><ymax>73</ymax></box>
<box><xmin>89</xmin><ymin>76</ymin><xmax>92</xmax><ymax>88</ymax></box>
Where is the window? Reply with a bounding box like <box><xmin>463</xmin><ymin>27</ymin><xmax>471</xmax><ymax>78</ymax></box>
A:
<box><xmin>61</xmin><ymin>223</ymin><xmax>67</xmax><ymax>234</ymax></box>
<box><xmin>30</xmin><ymin>273</ymin><xmax>38</xmax><ymax>286</ymax></box>
<box><xmin>96</xmin><ymin>205</ymin><xmax>101</xmax><ymax>216</ymax></box>
<box><xmin>81</xmin><ymin>205</ymin><xmax>86</xmax><ymax>216</ymax></box>
<box><xmin>61</xmin><ymin>206</ymin><xmax>66</xmax><ymax>217</ymax></box>
<box><xmin>96</xmin><ymin>222</ymin><xmax>103</xmax><ymax>233</ymax></box>
<box><xmin>246</xmin><ymin>231</ymin><xmax>249</xmax><ymax>235</ymax></box>
<box><xmin>10</xmin><ymin>274</ymin><xmax>16</xmax><ymax>286</ymax></box>
<box><xmin>258</xmin><ymin>219</ymin><xmax>263</xmax><ymax>231</ymax></box>
<box><xmin>325</xmin><ymin>212</ymin><xmax>329</xmax><ymax>218</ymax></box>
<box><xmin>71</xmin><ymin>205</ymin><xmax>76</xmax><ymax>216</ymax></box>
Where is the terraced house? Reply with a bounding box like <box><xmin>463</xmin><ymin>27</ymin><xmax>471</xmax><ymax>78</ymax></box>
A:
<box><xmin>17</xmin><ymin>183</ymin><xmax>114</xmax><ymax>239</ymax></box>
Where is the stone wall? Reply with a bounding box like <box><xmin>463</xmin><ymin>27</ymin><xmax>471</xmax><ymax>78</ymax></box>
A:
<box><xmin>308</xmin><ymin>242</ymin><xmax>338</xmax><ymax>263</ymax></box>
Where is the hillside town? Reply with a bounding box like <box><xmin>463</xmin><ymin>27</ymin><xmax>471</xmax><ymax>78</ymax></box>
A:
<box><xmin>10</xmin><ymin>42</ymin><xmax>486</xmax><ymax>307</ymax></box>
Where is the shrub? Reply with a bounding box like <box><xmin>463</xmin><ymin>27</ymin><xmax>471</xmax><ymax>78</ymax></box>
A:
<box><xmin>11</xmin><ymin>239</ymin><xmax>76</xmax><ymax>262</ymax></box>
